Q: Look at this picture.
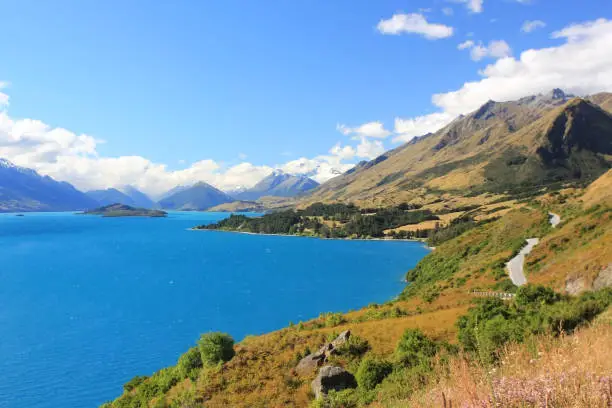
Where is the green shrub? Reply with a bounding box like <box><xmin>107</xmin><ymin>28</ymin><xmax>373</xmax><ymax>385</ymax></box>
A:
<box><xmin>515</xmin><ymin>285</ymin><xmax>561</xmax><ymax>307</ymax></box>
<box><xmin>395</xmin><ymin>329</ymin><xmax>438</xmax><ymax>367</ymax></box>
<box><xmin>324</xmin><ymin>312</ymin><xmax>346</xmax><ymax>327</ymax></box>
<box><xmin>198</xmin><ymin>332</ymin><xmax>235</xmax><ymax>366</ymax></box>
<box><xmin>177</xmin><ymin>347</ymin><xmax>203</xmax><ymax>379</ymax></box>
<box><xmin>356</xmin><ymin>358</ymin><xmax>393</xmax><ymax>390</ymax></box>
<box><xmin>335</xmin><ymin>335</ymin><xmax>370</xmax><ymax>357</ymax></box>
<box><xmin>457</xmin><ymin>286</ymin><xmax>612</xmax><ymax>362</ymax></box>
<box><xmin>123</xmin><ymin>375</ymin><xmax>148</xmax><ymax>392</ymax></box>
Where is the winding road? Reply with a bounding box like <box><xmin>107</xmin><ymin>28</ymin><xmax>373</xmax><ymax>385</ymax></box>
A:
<box><xmin>506</xmin><ymin>238</ymin><xmax>540</xmax><ymax>286</ymax></box>
<box><xmin>504</xmin><ymin>212</ymin><xmax>561</xmax><ymax>286</ymax></box>
<box><xmin>549</xmin><ymin>212</ymin><xmax>561</xmax><ymax>228</ymax></box>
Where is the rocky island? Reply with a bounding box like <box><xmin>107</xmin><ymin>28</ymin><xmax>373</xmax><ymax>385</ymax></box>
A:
<box><xmin>82</xmin><ymin>203</ymin><xmax>167</xmax><ymax>218</ymax></box>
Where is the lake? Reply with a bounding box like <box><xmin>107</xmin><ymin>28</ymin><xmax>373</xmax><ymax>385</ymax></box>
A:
<box><xmin>0</xmin><ymin>211</ymin><xmax>430</xmax><ymax>407</ymax></box>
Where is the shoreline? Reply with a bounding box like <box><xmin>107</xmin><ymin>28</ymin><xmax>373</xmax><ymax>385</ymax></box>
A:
<box><xmin>189</xmin><ymin>227</ymin><xmax>433</xmax><ymax>247</ymax></box>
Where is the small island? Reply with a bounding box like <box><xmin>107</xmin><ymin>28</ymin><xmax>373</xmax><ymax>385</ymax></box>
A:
<box><xmin>82</xmin><ymin>203</ymin><xmax>167</xmax><ymax>218</ymax></box>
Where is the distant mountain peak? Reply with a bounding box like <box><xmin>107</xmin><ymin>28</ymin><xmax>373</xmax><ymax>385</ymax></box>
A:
<box><xmin>0</xmin><ymin>158</ymin><xmax>97</xmax><ymax>212</ymax></box>
<box><xmin>158</xmin><ymin>181</ymin><xmax>233</xmax><ymax>210</ymax></box>
<box><xmin>0</xmin><ymin>158</ymin><xmax>38</xmax><ymax>177</ymax></box>
<box><xmin>472</xmin><ymin>100</ymin><xmax>498</xmax><ymax>120</ymax></box>
<box><xmin>232</xmin><ymin>171</ymin><xmax>319</xmax><ymax>200</ymax></box>
<box><xmin>549</xmin><ymin>88</ymin><xmax>571</xmax><ymax>100</ymax></box>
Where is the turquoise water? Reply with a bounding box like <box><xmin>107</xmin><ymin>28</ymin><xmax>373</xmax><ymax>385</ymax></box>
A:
<box><xmin>0</xmin><ymin>211</ymin><xmax>430</xmax><ymax>407</ymax></box>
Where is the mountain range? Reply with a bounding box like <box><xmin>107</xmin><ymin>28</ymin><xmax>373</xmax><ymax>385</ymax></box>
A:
<box><xmin>86</xmin><ymin>186</ymin><xmax>156</xmax><ymax>209</ymax></box>
<box><xmin>0</xmin><ymin>159</ymin><xmax>98</xmax><ymax>212</ymax></box>
<box><xmin>0</xmin><ymin>164</ymin><xmax>316</xmax><ymax>213</ymax></box>
<box><xmin>301</xmin><ymin>89</ymin><xmax>612</xmax><ymax>207</ymax></box>
<box><xmin>157</xmin><ymin>181</ymin><xmax>234</xmax><ymax>210</ymax></box>
<box><xmin>2</xmin><ymin>89</ymin><xmax>611</xmax><ymax>213</ymax></box>
<box><xmin>232</xmin><ymin>171</ymin><xmax>319</xmax><ymax>201</ymax></box>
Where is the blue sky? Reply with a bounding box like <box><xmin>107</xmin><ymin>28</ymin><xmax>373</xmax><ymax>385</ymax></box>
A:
<box><xmin>0</xmin><ymin>0</ymin><xmax>611</xmax><ymax>195</ymax></box>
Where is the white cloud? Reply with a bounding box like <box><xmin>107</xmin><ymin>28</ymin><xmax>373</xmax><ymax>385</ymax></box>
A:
<box><xmin>377</xmin><ymin>13</ymin><xmax>454</xmax><ymax>39</ymax></box>
<box><xmin>459</xmin><ymin>39</ymin><xmax>512</xmax><ymax>61</ymax></box>
<box><xmin>0</xmin><ymin>82</ymin><xmax>9</xmax><ymax>107</ymax></box>
<box><xmin>391</xmin><ymin>18</ymin><xmax>612</xmax><ymax>144</ymax></box>
<box><xmin>442</xmin><ymin>7</ymin><xmax>454</xmax><ymax>16</ymax></box>
<box><xmin>451</xmin><ymin>0</ymin><xmax>483</xmax><ymax>13</ymax></box>
<box><xmin>355</xmin><ymin>137</ymin><xmax>385</xmax><ymax>159</ymax></box>
<box><xmin>393</xmin><ymin>112</ymin><xmax>455</xmax><ymax>143</ymax></box>
<box><xmin>458</xmin><ymin>40</ymin><xmax>475</xmax><ymax>49</ymax></box>
<box><xmin>433</xmin><ymin>18</ymin><xmax>612</xmax><ymax>116</ymax></box>
<box><xmin>467</xmin><ymin>0</ymin><xmax>484</xmax><ymax>13</ymax></box>
<box><xmin>522</xmin><ymin>20</ymin><xmax>546</xmax><ymax>33</ymax></box>
<box><xmin>238</xmin><ymin>152</ymin><xmax>248</xmax><ymax>160</ymax></box>
<box><xmin>0</xmin><ymin>101</ymin><xmax>362</xmax><ymax>194</ymax></box>
<box><xmin>279</xmin><ymin>152</ymin><xmax>355</xmax><ymax>183</ymax></box>
<box><xmin>329</xmin><ymin>144</ymin><xmax>356</xmax><ymax>161</ymax></box>
<box><xmin>337</xmin><ymin>121</ymin><xmax>392</xmax><ymax>139</ymax></box>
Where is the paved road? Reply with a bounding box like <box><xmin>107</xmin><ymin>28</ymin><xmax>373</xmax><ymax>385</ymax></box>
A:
<box><xmin>506</xmin><ymin>238</ymin><xmax>540</xmax><ymax>286</ymax></box>
<box><xmin>549</xmin><ymin>212</ymin><xmax>561</xmax><ymax>227</ymax></box>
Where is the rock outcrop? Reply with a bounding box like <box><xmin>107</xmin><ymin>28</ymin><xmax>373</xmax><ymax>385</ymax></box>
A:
<box><xmin>594</xmin><ymin>263</ymin><xmax>612</xmax><ymax>290</ymax></box>
<box><xmin>311</xmin><ymin>366</ymin><xmax>357</xmax><ymax>399</ymax></box>
<box><xmin>295</xmin><ymin>330</ymin><xmax>350</xmax><ymax>376</ymax></box>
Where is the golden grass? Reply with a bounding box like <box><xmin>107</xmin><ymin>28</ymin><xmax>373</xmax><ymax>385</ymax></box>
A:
<box><xmin>580</xmin><ymin>169</ymin><xmax>612</xmax><ymax>208</ymax></box>
<box><xmin>396</xmin><ymin>319</ymin><xmax>612</xmax><ymax>407</ymax></box>
<box><xmin>527</xmin><ymin>207</ymin><xmax>612</xmax><ymax>292</ymax></box>
<box><xmin>384</xmin><ymin>212</ymin><xmax>465</xmax><ymax>234</ymax></box>
<box><xmin>159</xmin><ymin>304</ymin><xmax>468</xmax><ymax>408</ymax></box>
<box><xmin>425</xmin><ymin>163</ymin><xmax>487</xmax><ymax>190</ymax></box>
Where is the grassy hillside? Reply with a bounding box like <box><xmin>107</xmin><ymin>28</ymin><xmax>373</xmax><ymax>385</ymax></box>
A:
<box><xmin>103</xmin><ymin>169</ymin><xmax>612</xmax><ymax>407</ymax></box>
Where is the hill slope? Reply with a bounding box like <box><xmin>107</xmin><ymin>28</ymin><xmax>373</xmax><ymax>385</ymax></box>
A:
<box><xmin>104</xmin><ymin>172</ymin><xmax>612</xmax><ymax>407</ymax></box>
<box><xmin>158</xmin><ymin>182</ymin><xmax>233</xmax><ymax>210</ymax></box>
<box><xmin>234</xmin><ymin>171</ymin><xmax>319</xmax><ymax>200</ymax></box>
<box><xmin>302</xmin><ymin>91</ymin><xmax>612</xmax><ymax>207</ymax></box>
<box><xmin>0</xmin><ymin>159</ymin><xmax>97</xmax><ymax>212</ymax></box>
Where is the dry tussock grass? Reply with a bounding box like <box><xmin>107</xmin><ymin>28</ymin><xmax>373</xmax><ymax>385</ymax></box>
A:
<box><xmin>398</xmin><ymin>322</ymin><xmax>612</xmax><ymax>408</ymax></box>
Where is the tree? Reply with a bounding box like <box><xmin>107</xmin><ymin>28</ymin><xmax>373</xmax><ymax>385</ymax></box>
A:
<box><xmin>198</xmin><ymin>332</ymin><xmax>235</xmax><ymax>366</ymax></box>
<box><xmin>177</xmin><ymin>347</ymin><xmax>203</xmax><ymax>379</ymax></box>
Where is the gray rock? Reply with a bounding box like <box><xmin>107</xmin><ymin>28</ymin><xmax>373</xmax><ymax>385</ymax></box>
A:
<box><xmin>311</xmin><ymin>366</ymin><xmax>357</xmax><ymax>399</ymax></box>
<box><xmin>295</xmin><ymin>351</ymin><xmax>326</xmax><ymax>376</ymax></box>
<box><xmin>295</xmin><ymin>330</ymin><xmax>351</xmax><ymax>376</ymax></box>
<box><xmin>594</xmin><ymin>263</ymin><xmax>612</xmax><ymax>290</ymax></box>
<box><xmin>565</xmin><ymin>275</ymin><xmax>586</xmax><ymax>295</ymax></box>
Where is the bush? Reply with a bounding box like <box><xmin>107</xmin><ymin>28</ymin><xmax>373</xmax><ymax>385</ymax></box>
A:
<box><xmin>123</xmin><ymin>375</ymin><xmax>148</xmax><ymax>392</ymax></box>
<box><xmin>177</xmin><ymin>347</ymin><xmax>203</xmax><ymax>379</ymax></box>
<box><xmin>198</xmin><ymin>332</ymin><xmax>235</xmax><ymax>366</ymax></box>
<box><xmin>356</xmin><ymin>358</ymin><xmax>393</xmax><ymax>390</ymax></box>
<box><xmin>324</xmin><ymin>312</ymin><xmax>346</xmax><ymax>327</ymax></box>
<box><xmin>335</xmin><ymin>335</ymin><xmax>370</xmax><ymax>357</ymax></box>
<box><xmin>395</xmin><ymin>329</ymin><xmax>438</xmax><ymax>367</ymax></box>
<box><xmin>457</xmin><ymin>286</ymin><xmax>612</xmax><ymax>363</ymax></box>
<box><xmin>515</xmin><ymin>285</ymin><xmax>561</xmax><ymax>307</ymax></box>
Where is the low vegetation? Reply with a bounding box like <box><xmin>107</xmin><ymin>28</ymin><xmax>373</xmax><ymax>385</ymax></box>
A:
<box><xmin>196</xmin><ymin>202</ymin><xmax>439</xmax><ymax>239</ymax></box>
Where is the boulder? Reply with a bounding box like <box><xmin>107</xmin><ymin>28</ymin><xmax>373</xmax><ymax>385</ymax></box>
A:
<box><xmin>295</xmin><ymin>351</ymin><xmax>326</xmax><ymax>376</ymax></box>
<box><xmin>295</xmin><ymin>330</ymin><xmax>351</xmax><ymax>376</ymax></box>
<box><xmin>594</xmin><ymin>263</ymin><xmax>612</xmax><ymax>290</ymax></box>
<box><xmin>311</xmin><ymin>366</ymin><xmax>357</xmax><ymax>399</ymax></box>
